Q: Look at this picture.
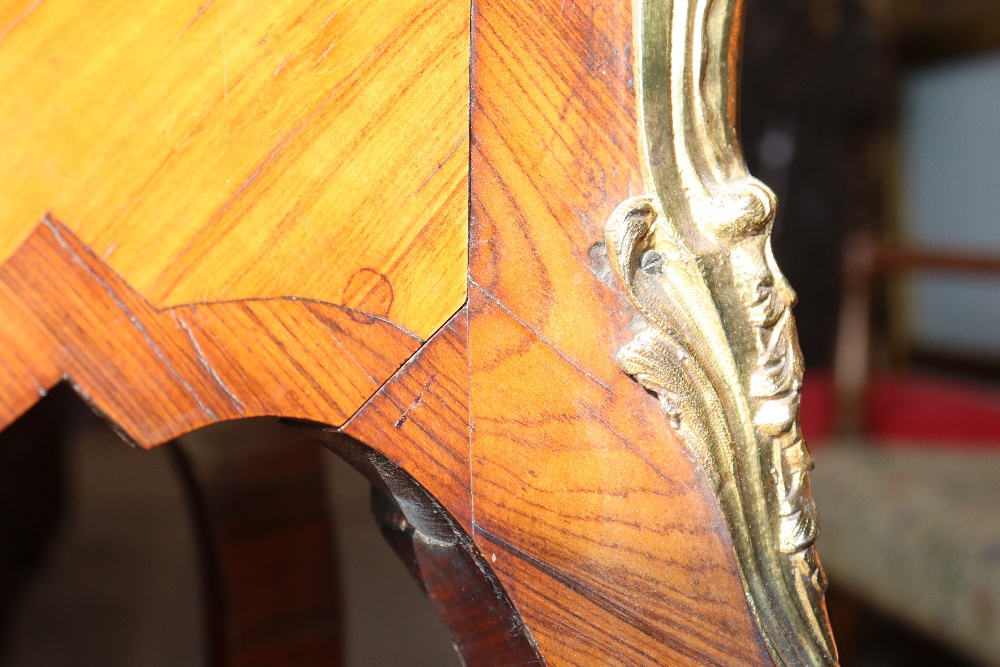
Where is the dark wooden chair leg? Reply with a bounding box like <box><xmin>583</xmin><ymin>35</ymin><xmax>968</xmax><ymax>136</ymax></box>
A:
<box><xmin>0</xmin><ymin>385</ymin><xmax>73</xmax><ymax>656</ymax></box>
<box><xmin>316</xmin><ymin>430</ymin><xmax>543</xmax><ymax>667</ymax></box>
<box><xmin>171</xmin><ymin>422</ymin><xmax>343</xmax><ymax>667</ymax></box>
<box><xmin>371</xmin><ymin>487</ymin><xmax>546</xmax><ymax>665</ymax></box>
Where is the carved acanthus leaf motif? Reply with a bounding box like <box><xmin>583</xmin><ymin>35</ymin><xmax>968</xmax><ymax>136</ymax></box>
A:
<box><xmin>603</xmin><ymin>0</ymin><xmax>840</xmax><ymax>664</ymax></box>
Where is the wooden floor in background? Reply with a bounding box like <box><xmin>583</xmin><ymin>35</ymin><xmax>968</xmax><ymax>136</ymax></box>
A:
<box><xmin>2</xmin><ymin>418</ymin><xmax>460</xmax><ymax>667</ymax></box>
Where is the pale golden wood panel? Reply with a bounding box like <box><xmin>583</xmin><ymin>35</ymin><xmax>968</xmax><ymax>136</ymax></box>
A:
<box><xmin>0</xmin><ymin>0</ymin><xmax>468</xmax><ymax>339</ymax></box>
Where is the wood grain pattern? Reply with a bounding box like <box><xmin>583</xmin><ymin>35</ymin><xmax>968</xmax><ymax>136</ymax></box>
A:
<box><xmin>468</xmin><ymin>291</ymin><xmax>771</xmax><ymax>666</ymax></box>
<box><xmin>312</xmin><ymin>428</ymin><xmax>542</xmax><ymax>666</ymax></box>
<box><xmin>341</xmin><ymin>308</ymin><xmax>472</xmax><ymax>531</ymax></box>
<box><xmin>296</xmin><ymin>308</ymin><xmax>540</xmax><ymax>664</ymax></box>
<box><xmin>0</xmin><ymin>218</ymin><xmax>420</xmax><ymax>443</ymax></box>
<box><xmin>0</xmin><ymin>0</ymin><xmax>803</xmax><ymax>663</ymax></box>
<box><xmin>0</xmin><ymin>0</ymin><xmax>468</xmax><ymax>339</ymax></box>
<box><xmin>467</xmin><ymin>0</ymin><xmax>774</xmax><ymax>663</ymax></box>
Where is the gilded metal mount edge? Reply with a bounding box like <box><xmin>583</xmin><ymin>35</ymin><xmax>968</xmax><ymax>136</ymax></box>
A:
<box><xmin>603</xmin><ymin>0</ymin><xmax>839</xmax><ymax>665</ymax></box>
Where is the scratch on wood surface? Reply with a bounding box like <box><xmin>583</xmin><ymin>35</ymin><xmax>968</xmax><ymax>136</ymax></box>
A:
<box><xmin>173</xmin><ymin>311</ymin><xmax>247</xmax><ymax>415</ymax></box>
<box><xmin>395</xmin><ymin>373</ymin><xmax>436</xmax><ymax>428</ymax></box>
<box><xmin>313</xmin><ymin>8</ymin><xmax>343</xmax><ymax>66</ymax></box>
<box><xmin>222</xmin><ymin>35</ymin><xmax>228</xmax><ymax>99</ymax></box>
<box><xmin>339</xmin><ymin>309</ymin><xmax>460</xmax><ymax>436</ymax></box>
<box><xmin>417</xmin><ymin>134</ymin><xmax>468</xmax><ymax>192</ymax></box>
<box><xmin>315</xmin><ymin>40</ymin><xmax>338</xmax><ymax>67</ymax></box>
<box><xmin>585</xmin><ymin>406</ymin><xmax>691</xmax><ymax>494</ymax></box>
<box><xmin>304</xmin><ymin>299</ymin><xmax>422</xmax><ymax>346</ymax></box>
<box><xmin>43</xmin><ymin>217</ymin><xmax>220</xmax><ymax>421</ymax></box>
<box><xmin>319</xmin><ymin>9</ymin><xmax>340</xmax><ymax>32</ymax></box>
<box><xmin>273</xmin><ymin>54</ymin><xmax>293</xmax><ymax>78</ymax></box>
<box><xmin>178</xmin><ymin>0</ymin><xmax>214</xmax><ymax>37</ymax></box>
<box><xmin>475</xmin><ymin>527</ymin><xmax>710</xmax><ymax>664</ymax></box>
<box><xmin>470</xmin><ymin>281</ymin><xmax>613</xmax><ymax>393</ymax></box>
<box><xmin>0</xmin><ymin>0</ymin><xmax>44</xmax><ymax>45</ymax></box>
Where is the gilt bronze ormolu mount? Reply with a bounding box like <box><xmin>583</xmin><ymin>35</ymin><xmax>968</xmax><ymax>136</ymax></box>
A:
<box><xmin>604</xmin><ymin>0</ymin><xmax>839</xmax><ymax>665</ymax></box>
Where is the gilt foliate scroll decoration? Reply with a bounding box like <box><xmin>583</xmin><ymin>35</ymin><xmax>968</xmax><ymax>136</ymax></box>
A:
<box><xmin>604</xmin><ymin>0</ymin><xmax>839</xmax><ymax>665</ymax></box>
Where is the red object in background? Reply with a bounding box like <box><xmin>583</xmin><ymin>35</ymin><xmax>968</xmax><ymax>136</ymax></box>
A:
<box><xmin>801</xmin><ymin>370</ymin><xmax>1000</xmax><ymax>447</ymax></box>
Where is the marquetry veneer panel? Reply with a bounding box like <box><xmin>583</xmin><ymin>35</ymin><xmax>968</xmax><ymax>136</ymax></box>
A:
<box><xmin>0</xmin><ymin>0</ymin><xmax>468</xmax><ymax>339</ymax></box>
<box><xmin>0</xmin><ymin>218</ymin><xmax>420</xmax><ymax>444</ymax></box>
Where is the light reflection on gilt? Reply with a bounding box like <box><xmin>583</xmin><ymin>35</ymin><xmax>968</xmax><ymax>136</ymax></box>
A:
<box><xmin>603</xmin><ymin>0</ymin><xmax>839</xmax><ymax>664</ymax></box>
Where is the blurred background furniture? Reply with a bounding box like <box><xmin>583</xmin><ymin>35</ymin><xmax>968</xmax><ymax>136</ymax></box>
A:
<box><xmin>805</xmin><ymin>234</ymin><xmax>1000</xmax><ymax>665</ymax></box>
<box><xmin>738</xmin><ymin>0</ymin><xmax>1000</xmax><ymax>663</ymax></box>
<box><xmin>1</xmin><ymin>410</ymin><xmax>462</xmax><ymax>667</ymax></box>
<box><xmin>0</xmin><ymin>390</ymin><xmax>344</xmax><ymax>667</ymax></box>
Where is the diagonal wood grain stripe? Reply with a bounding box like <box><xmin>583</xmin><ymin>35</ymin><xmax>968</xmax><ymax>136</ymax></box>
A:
<box><xmin>0</xmin><ymin>217</ymin><xmax>421</xmax><ymax>445</ymax></box>
<box><xmin>0</xmin><ymin>0</ymin><xmax>469</xmax><ymax>340</ymax></box>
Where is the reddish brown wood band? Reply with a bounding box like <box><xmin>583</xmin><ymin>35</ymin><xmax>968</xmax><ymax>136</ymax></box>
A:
<box><xmin>341</xmin><ymin>309</ymin><xmax>473</xmax><ymax>532</ymax></box>
<box><xmin>0</xmin><ymin>216</ymin><xmax>422</xmax><ymax>445</ymax></box>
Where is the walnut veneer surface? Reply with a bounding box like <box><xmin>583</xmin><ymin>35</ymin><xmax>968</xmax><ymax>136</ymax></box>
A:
<box><xmin>0</xmin><ymin>1</ymin><xmax>777</xmax><ymax>664</ymax></box>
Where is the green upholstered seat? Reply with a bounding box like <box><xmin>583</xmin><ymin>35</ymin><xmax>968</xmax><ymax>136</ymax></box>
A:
<box><xmin>812</xmin><ymin>445</ymin><xmax>1000</xmax><ymax>665</ymax></box>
